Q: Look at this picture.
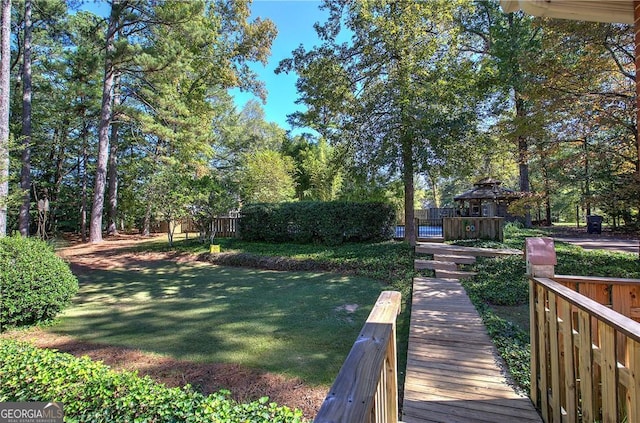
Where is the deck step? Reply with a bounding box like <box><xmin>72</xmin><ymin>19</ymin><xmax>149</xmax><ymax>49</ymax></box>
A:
<box><xmin>414</xmin><ymin>259</ymin><xmax>458</xmax><ymax>271</ymax></box>
<box><xmin>416</xmin><ymin>242</ymin><xmax>522</xmax><ymax>258</ymax></box>
<box><xmin>435</xmin><ymin>269</ymin><xmax>478</xmax><ymax>279</ymax></box>
<box><xmin>433</xmin><ymin>254</ymin><xmax>476</xmax><ymax>264</ymax></box>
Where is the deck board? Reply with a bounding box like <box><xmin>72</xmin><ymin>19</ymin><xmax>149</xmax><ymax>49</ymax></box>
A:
<box><xmin>402</xmin><ymin>276</ymin><xmax>542</xmax><ymax>423</ymax></box>
<box><xmin>415</xmin><ymin>242</ymin><xmax>522</xmax><ymax>257</ymax></box>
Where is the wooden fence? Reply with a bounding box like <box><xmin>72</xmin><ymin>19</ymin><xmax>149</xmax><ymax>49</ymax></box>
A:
<box><xmin>154</xmin><ymin>217</ymin><xmax>239</xmax><ymax>237</ymax></box>
<box><xmin>527</xmin><ymin>238</ymin><xmax>640</xmax><ymax>422</ymax></box>
<box><xmin>397</xmin><ymin>208</ymin><xmax>455</xmax><ymax>224</ymax></box>
<box><xmin>211</xmin><ymin>217</ymin><xmax>238</xmax><ymax>238</ymax></box>
<box><xmin>442</xmin><ymin>217</ymin><xmax>503</xmax><ymax>241</ymax></box>
<box><xmin>314</xmin><ymin>291</ymin><xmax>402</xmax><ymax>423</ymax></box>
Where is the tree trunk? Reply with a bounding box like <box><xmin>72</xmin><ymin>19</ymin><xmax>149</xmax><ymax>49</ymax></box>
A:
<box><xmin>50</xmin><ymin>128</ymin><xmax>67</xmax><ymax>234</ymax></box>
<box><xmin>515</xmin><ymin>96</ymin><xmax>531</xmax><ymax>228</ymax></box>
<box><xmin>166</xmin><ymin>220</ymin><xmax>173</xmax><ymax>247</ymax></box>
<box><xmin>634</xmin><ymin>1</ymin><xmax>640</xmax><ymax>223</ymax></box>
<box><xmin>402</xmin><ymin>134</ymin><xmax>415</xmax><ymax>246</ymax></box>
<box><xmin>90</xmin><ymin>4</ymin><xmax>118</xmax><ymax>243</ymax></box>
<box><xmin>0</xmin><ymin>0</ymin><xmax>11</xmax><ymax>237</ymax></box>
<box><xmin>107</xmin><ymin>73</ymin><xmax>121</xmax><ymax>236</ymax></box>
<box><xmin>142</xmin><ymin>203</ymin><xmax>151</xmax><ymax>236</ymax></box>
<box><xmin>583</xmin><ymin>138</ymin><xmax>591</xmax><ymax>216</ymax></box>
<box><xmin>18</xmin><ymin>0</ymin><xmax>32</xmax><ymax>236</ymax></box>
<box><xmin>427</xmin><ymin>173</ymin><xmax>440</xmax><ymax>208</ymax></box>
<box><xmin>80</xmin><ymin>122</ymin><xmax>88</xmax><ymax>242</ymax></box>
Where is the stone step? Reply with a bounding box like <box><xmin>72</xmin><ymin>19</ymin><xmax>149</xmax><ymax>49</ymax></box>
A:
<box><xmin>433</xmin><ymin>254</ymin><xmax>476</xmax><ymax>265</ymax></box>
<box><xmin>414</xmin><ymin>259</ymin><xmax>458</xmax><ymax>271</ymax></box>
<box><xmin>434</xmin><ymin>269</ymin><xmax>478</xmax><ymax>280</ymax></box>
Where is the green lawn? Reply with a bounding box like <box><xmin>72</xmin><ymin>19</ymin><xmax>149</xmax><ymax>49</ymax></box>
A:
<box><xmin>51</xmin><ymin>260</ymin><xmax>386</xmax><ymax>385</ymax></box>
<box><xmin>122</xmin><ymin>236</ymin><xmax>415</xmax><ymax>384</ymax></box>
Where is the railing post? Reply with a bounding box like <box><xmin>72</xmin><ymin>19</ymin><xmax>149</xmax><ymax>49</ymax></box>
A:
<box><xmin>525</xmin><ymin>237</ymin><xmax>557</xmax><ymax>278</ymax></box>
<box><xmin>525</xmin><ymin>237</ymin><xmax>557</xmax><ymax>421</ymax></box>
<box><xmin>314</xmin><ymin>291</ymin><xmax>401</xmax><ymax>423</ymax></box>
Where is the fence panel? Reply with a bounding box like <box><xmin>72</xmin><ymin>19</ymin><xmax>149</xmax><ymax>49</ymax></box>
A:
<box><xmin>442</xmin><ymin>217</ymin><xmax>503</xmax><ymax>241</ymax></box>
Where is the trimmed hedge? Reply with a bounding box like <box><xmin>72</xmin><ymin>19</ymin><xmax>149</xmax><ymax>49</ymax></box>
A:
<box><xmin>0</xmin><ymin>236</ymin><xmax>78</xmax><ymax>331</ymax></box>
<box><xmin>0</xmin><ymin>340</ymin><xmax>305</xmax><ymax>423</ymax></box>
<box><xmin>239</xmin><ymin>201</ymin><xmax>395</xmax><ymax>245</ymax></box>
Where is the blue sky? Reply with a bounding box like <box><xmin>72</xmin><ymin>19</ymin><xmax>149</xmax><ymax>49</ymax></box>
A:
<box><xmin>230</xmin><ymin>1</ymin><xmax>328</xmax><ymax>135</ymax></box>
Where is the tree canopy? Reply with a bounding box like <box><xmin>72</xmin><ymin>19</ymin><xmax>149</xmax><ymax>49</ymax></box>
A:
<box><xmin>0</xmin><ymin>0</ymin><xmax>638</xmax><ymax>240</ymax></box>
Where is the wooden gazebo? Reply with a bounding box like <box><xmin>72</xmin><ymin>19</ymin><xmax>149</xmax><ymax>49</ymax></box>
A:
<box><xmin>454</xmin><ymin>178</ymin><xmax>522</xmax><ymax>218</ymax></box>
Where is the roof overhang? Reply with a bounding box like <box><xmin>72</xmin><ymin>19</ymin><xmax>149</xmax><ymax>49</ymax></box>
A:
<box><xmin>500</xmin><ymin>0</ymin><xmax>634</xmax><ymax>24</ymax></box>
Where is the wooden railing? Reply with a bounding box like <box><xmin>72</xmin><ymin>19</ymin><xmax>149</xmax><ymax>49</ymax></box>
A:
<box><xmin>314</xmin><ymin>291</ymin><xmax>402</xmax><ymax>423</ymax></box>
<box><xmin>526</xmin><ymin>237</ymin><xmax>640</xmax><ymax>423</ymax></box>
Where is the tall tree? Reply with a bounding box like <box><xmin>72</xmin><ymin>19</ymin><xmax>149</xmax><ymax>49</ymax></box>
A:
<box><xmin>240</xmin><ymin>149</ymin><xmax>296</xmax><ymax>203</ymax></box>
<box><xmin>0</xmin><ymin>0</ymin><xmax>9</xmax><ymax>237</ymax></box>
<box><xmin>459</xmin><ymin>1</ymin><xmax>544</xmax><ymax>226</ymax></box>
<box><xmin>18</xmin><ymin>0</ymin><xmax>32</xmax><ymax>236</ymax></box>
<box><xmin>89</xmin><ymin>0</ymin><xmax>120</xmax><ymax>243</ymax></box>
<box><xmin>106</xmin><ymin>72</ymin><xmax>120</xmax><ymax>236</ymax></box>
<box><xmin>90</xmin><ymin>0</ymin><xmax>276</xmax><ymax>242</ymax></box>
<box><xmin>279</xmin><ymin>0</ymin><xmax>478</xmax><ymax>245</ymax></box>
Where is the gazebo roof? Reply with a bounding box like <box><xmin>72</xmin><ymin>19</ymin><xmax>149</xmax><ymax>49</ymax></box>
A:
<box><xmin>454</xmin><ymin>178</ymin><xmax>522</xmax><ymax>202</ymax></box>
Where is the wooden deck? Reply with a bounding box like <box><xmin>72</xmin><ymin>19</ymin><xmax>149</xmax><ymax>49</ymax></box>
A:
<box><xmin>402</xmin><ymin>276</ymin><xmax>542</xmax><ymax>423</ymax></box>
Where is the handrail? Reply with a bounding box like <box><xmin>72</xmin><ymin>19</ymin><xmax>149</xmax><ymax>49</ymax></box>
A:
<box><xmin>553</xmin><ymin>274</ymin><xmax>640</xmax><ymax>286</ymax></box>
<box><xmin>314</xmin><ymin>291</ymin><xmax>402</xmax><ymax>423</ymax></box>
<box><xmin>530</xmin><ymin>276</ymin><xmax>640</xmax><ymax>423</ymax></box>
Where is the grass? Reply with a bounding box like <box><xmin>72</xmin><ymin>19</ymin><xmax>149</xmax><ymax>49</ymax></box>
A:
<box><xmin>51</xmin><ymin>260</ymin><xmax>386</xmax><ymax>385</ymax></box>
<box><xmin>126</xmin><ymin>235</ymin><xmax>416</xmax><ymax>385</ymax></box>
<box><xmin>44</xmin><ymin>235</ymin><xmax>415</xmax><ymax>390</ymax></box>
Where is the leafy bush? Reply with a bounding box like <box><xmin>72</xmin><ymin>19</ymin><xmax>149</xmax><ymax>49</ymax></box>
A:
<box><xmin>466</xmin><ymin>256</ymin><xmax>528</xmax><ymax>306</ymax></box>
<box><xmin>0</xmin><ymin>236</ymin><xmax>78</xmax><ymax>331</ymax></box>
<box><xmin>0</xmin><ymin>340</ymin><xmax>305</xmax><ymax>423</ymax></box>
<box><xmin>481</xmin><ymin>310</ymin><xmax>531</xmax><ymax>392</ymax></box>
<box><xmin>555</xmin><ymin>243</ymin><xmax>640</xmax><ymax>278</ymax></box>
<box><xmin>239</xmin><ymin>201</ymin><xmax>395</xmax><ymax>245</ymax></box>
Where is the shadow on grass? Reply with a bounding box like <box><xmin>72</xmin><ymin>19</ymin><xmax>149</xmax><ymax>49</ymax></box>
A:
<box><xmin>53</xmin><ymin>261</ymin><xmax>384</xmax><ymax>385</ymax></box>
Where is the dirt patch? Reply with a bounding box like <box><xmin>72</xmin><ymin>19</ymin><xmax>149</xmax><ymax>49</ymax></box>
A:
<box><xmin>4</xmin><ymin>234</ymin><xmax>327</xmax><ymax>419</ymax></box>
<box><xmin>335</xmin><ymin>304</ymin><xmax>359</xmax><ymax>313</ymax></box>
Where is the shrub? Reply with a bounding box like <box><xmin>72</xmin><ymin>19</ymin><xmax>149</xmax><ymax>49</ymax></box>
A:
<box><xmin>0</xmin><ymin>236</ymin><xmax>78</xmax><ymax>331</ymax></box>
<box><xmin>465</xmin><ymin>256</ymin><xmax>529</xmax><ymax>306</ymax></box>
<box><xmin>239</xmin><ymin>201</ymin><xmax>395</xmax><ymax>245</ymax></box>
<box><xmin>0</xmin><ymin>340</ymin><xmax>305</xmax><ymax>423</ymax></box>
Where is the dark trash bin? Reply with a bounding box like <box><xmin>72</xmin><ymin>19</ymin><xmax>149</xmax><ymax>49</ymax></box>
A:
<box><xmin>586</xmin><ymin>215</ymin><xmax>603</xmax><ymax>234</ymax></box>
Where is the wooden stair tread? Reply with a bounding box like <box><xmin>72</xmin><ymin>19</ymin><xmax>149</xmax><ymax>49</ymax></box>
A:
<box><xmin>434</xmin><ymin>269</ymin><xmax>478</xmax><ymax>279</ymax></box>
<box><xmin>415</xmin><ymin>259</ymin><xmax>458</xmax><ymax>271</ymax></box>
<box><xmin>416</xmin><ymin>242</ymin><xmax>522</xmax><ymax>258</ymax></box>
<box><xmin>433</xmin><ymin>254</ymin><xmax>476</xmax><ymax>264</ymax></box>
